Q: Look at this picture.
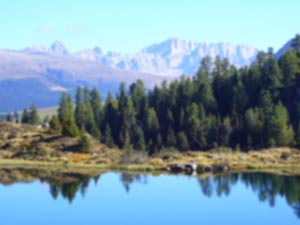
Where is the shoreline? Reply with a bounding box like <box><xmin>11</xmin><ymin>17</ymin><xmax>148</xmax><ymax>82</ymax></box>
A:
<box><xmin>1</xmin><ymin>149</ymin><xmax>300</xmax><ymax>176</ymax></box>
<box><xmin>1</xmin><ymin>122</ymin><xmax>300</xmax><ymax>176</ymax></box>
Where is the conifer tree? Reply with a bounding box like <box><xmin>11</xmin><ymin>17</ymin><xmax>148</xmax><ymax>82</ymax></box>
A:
<box><xmin>166</xmin><ymin>127</ymin><xmax>176</xmax><ymax>147</ymax></box>
<box><xmin>132</xmin><ymin>126</ymin><xmax>146</xmax><ymax>151</ymax></box>
<box><xmin>28</xmin><ymin>103</ymin><xmax>40</xmax><ymax>125</ymax></box>
<box><xmin>21</xmin><ymin>109</ymin><xmax>29</xmax><ymax>124</ymax></box>
<box><xmin>104</xmin><ymin>124</ymin><xmax>114</xmax><ymax>148</ymax></box>
<box><xmin>177</xmin><ymin>132</ymin><xmax>190</xmax><ymax>151</ymax></box>
<box><xmin>75</xmin><ymin>86</ymin><xmax>85</xmax><ymax>129</ymax></box>
<box><xmin>58</xmin><ymin>93</ymin><xmax>79</xmax><ymax>137</ymax></box>
<box><xmin>6</xmin><ymin>112</ymin><xmax>13</xmax><ymax>122</ymax></box>
<box><xmin>266</xmin><ymin>102</ymin><xmax>294</xmax><ymax>146</ymax></box>
<box><xmin>49</xmin><ymin>115</ymin><xmax>62</xmax><ymax>134</ymax></box>
<box><xmin>90</xmin><ymin>87</ymin><xmax>103</xmax><ymax>129</ymax></box>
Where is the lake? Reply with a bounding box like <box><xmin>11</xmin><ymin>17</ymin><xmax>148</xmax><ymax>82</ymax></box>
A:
<box><xmin>0</xmin><ymin>169</ymin><xmax>299</xmax><ymax>225</ymax></box>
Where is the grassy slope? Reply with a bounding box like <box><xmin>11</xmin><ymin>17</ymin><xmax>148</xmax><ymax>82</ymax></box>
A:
<box><xmin>0</xmin><ymin>122</ymin><xmax>300</xmax><ymax>174</ymax></box>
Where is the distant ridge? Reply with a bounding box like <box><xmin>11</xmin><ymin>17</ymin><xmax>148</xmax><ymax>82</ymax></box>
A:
<box><xmin>75</xmin><ymin>38</ymin><xmax>259</xmax><ymax>76</ymax></box>
<box><xmin>23</xmin><ymin>38</ymin><xmax>259</xmax><ymax>76</ymax></box>
<box><xmin>0</xmin><ymin>36</ymin><xmax>296</xmax><ymax>112</ymax></box>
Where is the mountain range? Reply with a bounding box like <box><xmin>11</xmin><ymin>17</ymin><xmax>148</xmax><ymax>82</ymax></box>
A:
<box><xmin>25</xmin><ymin>38</ymin><xmax>259</xmax><ymax>76</ymax></box>
<box><xmin>0</xmin><ymin>48</ymin><xmax>166</xmax><ymax>112</ymax></box>
<box><xmin>0</xmin><ymin>37</ymin><xmax>292</xmax><ymax>112</ymax></box>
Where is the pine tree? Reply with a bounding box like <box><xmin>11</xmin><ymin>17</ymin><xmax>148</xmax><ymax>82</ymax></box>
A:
<box><xmin>104</xmin><ymin>92</ymin><xmax>119</xmax><ymax>143</ymax></box>
<box><xmin>90</xmin><ymin>87</ymin><xmax>103</xmax><ymax>129</ymax></box>
<box><xmin>6</xmin><ymin>113</ymin><xmax>13</xmax><ymax>122</ymax></box>
<box><xmin>186</xmin><ymin>103</ymin><xmax>201</xmax><ymax>149</ymax></box>
<box><xmin>194</xmin><ymin>57</ymin><xmax>217</xmax><ymax>113</ymax></box>
<box><xmin>75</xmin><ymin>86</ymin><xmax>85</xmax><ymax>129</ymax></box>
<box><xmin>177</xmin><ymin>132</ymin><xmax>190</xmax><ymax>151</ymax></box>
<box><xmin>104</xmin><ymin>124</ymin><xmax>114</xmax><ymax>148</ymax></box>
<box><xmin>28</xmin><ymin>104</ymin><xmax>40</xmax><ymax>125</ymax></box>
<box><xmin>21</xmin><ymin>109</ymin><xmax>29</xmax><ymax>123</ymax></box>
<box><xmin>245</xmin><ymin>108</ymin><xmax>264</xmax><ymax>148</ymax></box>
<box><xmin>261</xmin><ymin>50</ymin><xmax>283</xmax><ymax>100</ymax></box>
<box><xmin>58</xmin><ymin>93</ymin><xmax>79</xmax><ymax>137</ymax></box>
<box><xmin>146</xmin><ymin>107</ymin><xmax>160</xmax><ymax>153</ymax></box>
<box><xmin>166</xmin><ymin>127</ymin><xmax>176</xmax><ymax>147</ymax></box>
<box><xmin>132</xmin><ymin>126</ymin><xmax>146</xmax><ymax>151</ymax></box>
<box><xmin>291</xmin><ymin>34</ymin><xmax>300</xmax><ymax>52</ymax></box>
<box><xmin>266</xmin><ymin>102</ymin><xmax>294</xmax><ymax>146</ymax></box>
<box><xmin>130</xmin><ymin>79</ymin><xmax>146</xmax><ymax>119</ymax></box>
<box><xmin>49</xmin><ymin>115</ymin><xmax>62</xmax><ymax>134</ymax></box>
<box><xmin>218</xmin><ymin>117</ymin><xmax>233</xmax><ymax>147</ymax></box>
<box><xmin>279</xmin><ymin>50</ymin><xmax>298</xmax><ymax>87</ymax></box>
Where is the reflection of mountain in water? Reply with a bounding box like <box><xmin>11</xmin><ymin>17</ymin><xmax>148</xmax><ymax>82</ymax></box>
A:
<box><xmin>0</xmin><ymin>168</ymin><xmax>299</xmax><ymax>218</ymax></box>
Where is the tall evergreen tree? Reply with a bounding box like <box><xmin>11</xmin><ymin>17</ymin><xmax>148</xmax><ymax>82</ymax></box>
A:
<box><xmin>58</xmin><ymin>93</ymin><xmax>79</xmax><ymax>137</ymax></box>
<box><xmin>21</xmin><ymin>109</ymin><xmax>29</xmax><ymax>124</ymax></box>
<box><xmin>132</xmin><ymin>126</ymin><xmax>146</xmax><ymax>151</ymax></box>
<box><xmin>28</xmin><ymin>103</ymin><xmax>40</xmax><ymax>125</ymax></box>
<box><xmin>266</xmin><ymin>102</ymin><xmax>294</xmax><ymax>147</ymax></box>
<box><xmin>104</xmin><ymin>124</ymin><xmax>114</xmax><ymax>148</ymax></box>
<box><xmin>291</xmin><ymin>34</ymin><xmax>300</xmax><ymax>52</ymax></box>
<box><xmin>90</xmin><ymin>87</ymin><xmax>103</xmax><ymax>129</ymax></box>
<box><xmin>75</xmin><ymin>86</ymin><xmax>85</xmax><ymax>129</ymax></box>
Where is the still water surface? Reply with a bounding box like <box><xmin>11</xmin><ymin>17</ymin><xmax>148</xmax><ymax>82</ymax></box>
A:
<box><xmin>0</xmin><ymin>170</ymin><xmax>299</xmax><ymax>225</ymax></box>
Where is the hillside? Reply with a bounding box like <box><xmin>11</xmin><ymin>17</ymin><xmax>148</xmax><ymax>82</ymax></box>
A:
<box><xmin>0</xmin><ymin>50</ymin><xmax>168</xmax><ymax>112</ymax></box>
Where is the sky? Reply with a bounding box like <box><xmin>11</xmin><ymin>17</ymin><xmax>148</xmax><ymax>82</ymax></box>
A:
<box><xmin>1</xmin><ymin>0</ymin><xmax>300</xmax><ymax>53</ymax></box>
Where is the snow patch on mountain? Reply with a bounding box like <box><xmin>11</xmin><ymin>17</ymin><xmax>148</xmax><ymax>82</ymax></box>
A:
<box><xmin>75</xmin><ymin>38</ymin><xmax>258</xmax><ymax>76</ymax></box>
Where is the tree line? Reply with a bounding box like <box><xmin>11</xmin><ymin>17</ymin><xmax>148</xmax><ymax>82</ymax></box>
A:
<box><xmin>22</xmin><ymin>35</ymin><xmax>300</xmax><ymax>154</ymax></box>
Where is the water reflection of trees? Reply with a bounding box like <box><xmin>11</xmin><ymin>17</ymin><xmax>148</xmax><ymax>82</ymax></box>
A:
<box><xmin>0</xmin><ymin>168</ymin><xmax>299</xmax><ymax>218</ymax></box>
<box><xmin>48</xmin><ymin>174</ymin><xmax>99</xmax><ymax>203</ymax></box>
<box><xmin>120</xmin><ymin>173</ymin><xmax>148</xmax><ymax>193</ymax></box>
<box><xmin>47</xmin><ymin>173</ymin><xmax>148</xmax><ymax>202</ymax></box>
<box><xmin>198</xmin><ymin>173</ymin><xmax>300</xmax><ymax>218</ymax></box>
<box><xmin>198</xmin><ymin>174</ymin><xmax>239</xmax><ymax>197</ymax></box>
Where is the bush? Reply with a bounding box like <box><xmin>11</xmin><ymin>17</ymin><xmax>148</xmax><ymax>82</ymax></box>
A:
<box><xmin>79</xmin><ymin>133</ymin><xmax>92</xmax><ymax>153</ymax></box>
<box><xmin>120</xmin><ymin>149</ymin><xmax>149</xmax><ymax>164</ymax></box>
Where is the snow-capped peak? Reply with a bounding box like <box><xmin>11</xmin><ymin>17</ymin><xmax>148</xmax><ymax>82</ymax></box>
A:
<box><xmin>48</xmin><ymin>41</ymin><xmax>69</xmax><ymax>55</ymax></box>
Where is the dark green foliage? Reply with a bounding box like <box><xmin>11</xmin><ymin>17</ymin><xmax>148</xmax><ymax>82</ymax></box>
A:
<box><xmin>28</xmin><ymin>104</ymin><xmax>40</xmax><ymax>125</ymax></box>
<box><xmin>21</xmin><ymin>109</ymin><xmax>30</xmax><ymax>123</ymax></box>
<box><xmin>6</xmin><ymin>112</ymin><xmax>13</xmax><ymax>122</ymax></box>
<box><xmin>49</xmin><ymin>115</ymin><xmax>62</xmax><ymax>134</ymax></box>
<box><xmin>166</xmin><ymin>127</ymin><xmax>176</xmax><ymax>147</ymax></box>
<box><xmin>177</xmin><ymin>132</ymin><xmax>190</xmax><ymax>151</ymax></box>
<box><xmin>58</xmin><ymin>93</ymin><xmax>79</xmax><ymax>137</ymax></box>
<box><xmin>104</xmin><ymin>124</ymin><xmax>114</xmax><ymax>148</ymax></box>
<box><xmin>75</xmin><ymin>86</ymin><xmax>85</xmax><ymax>129</ymax></box>
<box><xmin>90</xmin><ymin>87</ymin><xmax>103</xmax><ymax>130</ymax></box>
<box><xmin>21</xmin><ymin>104</ymin><xmax>41</xmax><ymax>125</ymax></box>
<box><xmin>291</xmin><ymin>34</ymin><xmax>300</xmax><ymax>52</ymax></box>
<box><xmin>132</xmin><ymin>126</ymin><xmax>146</xmax><ymax>151</ymax></box>
<box><xmin>79</xmin><ymin>132</ymin><xmax>92</xmax><ymax>153</ymax></box>
<box><xmin>265</xmin><ymin>102</ymin><xmax>294</xmax><ymax>147</ymax></box>
<box><xmin>54</xmin><ymin>40</ymin><xmax>300</xmax><ymax>153</ymax></box>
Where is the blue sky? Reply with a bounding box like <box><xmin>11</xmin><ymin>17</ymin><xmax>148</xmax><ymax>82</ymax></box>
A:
<box><xmin>1</xmin><ymin>0</ymin><xmax>299</xmax><ymax>53</ymax></box>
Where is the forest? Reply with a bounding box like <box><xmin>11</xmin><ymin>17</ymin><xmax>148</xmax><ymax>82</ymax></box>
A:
<box><xmin>21</xmin><ymin>35</ymin><xmax>300</xmax><ymax>154</ymax></box>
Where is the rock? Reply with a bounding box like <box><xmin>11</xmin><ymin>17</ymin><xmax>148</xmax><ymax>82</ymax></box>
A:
<box><xmin>169</xmin><ymin>164</ymin><xmax>184</xmax><ymax>173</ymax></box>
<box><xmin>204</xmin><ymin>166</ymin><xmax>213</xmax><ymax>173</ymax></box>
<box><xmin>184</xmin><ymin>162</ymin><xmax>197</xmax><ymax>174</ymax></box>
<box><xmin>92</xmin><ymin>153</ymin><xmax>99</xmax><ymax>159</ymax></box>
<box><xmin>281</xmin><ymin>152</ymin><xmax>291</xmax><ymax>160</ymax></box>
<box><xmin>260</xmin><ymin>157</ymin><xmax>267</xmax><ymax>164</ymax></box>
<box><xmin>162</xmin><ymin>155</ymin><xmax>176</xmax><ymax>161</ymax></box>
<box><xmin>239</xmin><ymin>155</ymin><xmax>247</xmax><ymax>161</ymax></box>
<box><xmin>214</xmin><ymin>165</ymin><xmax>229</xmax><ymax>173</ymax></box>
